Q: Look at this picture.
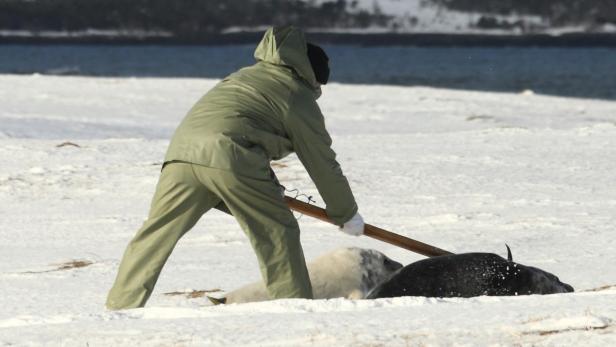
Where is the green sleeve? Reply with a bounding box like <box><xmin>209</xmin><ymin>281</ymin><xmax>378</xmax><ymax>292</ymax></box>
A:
<box><xmin>284</xmin><ymin>96</ymin><xmax>358</xmax><ymax>225</ymax></box>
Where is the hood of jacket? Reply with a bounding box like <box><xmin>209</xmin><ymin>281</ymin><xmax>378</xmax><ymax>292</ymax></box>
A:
<box><xmin>254</xmin><ymin>26</ymin><xmax>321</xmax><ymax>91</ymax></box>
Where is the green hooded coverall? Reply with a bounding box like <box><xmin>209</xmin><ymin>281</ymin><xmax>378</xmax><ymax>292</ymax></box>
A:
<box><xmin>105</xmin><ymin>26</ymin><xmax>357</xmax><ymax>310</ymax></box>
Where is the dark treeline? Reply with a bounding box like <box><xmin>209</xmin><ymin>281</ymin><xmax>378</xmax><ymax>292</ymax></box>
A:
<box><xmin>0</xmin><ymin>0</ymin><xmax>389</xmax><ymax>34</ymax></box>
<box><xmin>1</xmin><ymin>0</ymin><xmax>615</xmax><ymax>38</ymax></box>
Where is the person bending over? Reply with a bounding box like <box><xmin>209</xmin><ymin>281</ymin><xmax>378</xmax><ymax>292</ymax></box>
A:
<box><xmin>106</xmin><ymin>26</ymin><xmax>364</xmax><ymax>310</ymax></box>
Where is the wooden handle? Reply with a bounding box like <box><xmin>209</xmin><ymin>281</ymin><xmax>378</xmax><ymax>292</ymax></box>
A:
<box><xmin>284</xmin><ymin>196</ymin><xmax>453</xmax><ymax>257</ymax></box>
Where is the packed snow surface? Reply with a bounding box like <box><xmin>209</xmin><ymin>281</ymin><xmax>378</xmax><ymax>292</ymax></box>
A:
<box><xmin>1</xmin><ymin>74</ymin><xmax>615</xmax><ymax>346</ymax></box>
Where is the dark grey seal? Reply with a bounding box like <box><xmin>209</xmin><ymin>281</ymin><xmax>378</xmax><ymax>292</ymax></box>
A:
<box><xmin>367</xmin><ymin>246</ymin><xmax>573</xmax><ymax>299</ymax></box>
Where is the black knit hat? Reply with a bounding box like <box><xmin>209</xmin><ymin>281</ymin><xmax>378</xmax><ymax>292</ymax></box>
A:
<box><xmin>307</xmin><ymin>42</ymin><xmax>330</xmax><ymax>85</ymax></box>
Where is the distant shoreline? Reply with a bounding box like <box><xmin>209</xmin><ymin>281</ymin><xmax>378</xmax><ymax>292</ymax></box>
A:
<box><xmin>2</xmin><ymin>32</ymin><xmax>616</xmax><ymax>47</ymax></box>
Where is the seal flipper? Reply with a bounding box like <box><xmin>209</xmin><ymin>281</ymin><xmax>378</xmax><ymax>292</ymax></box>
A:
<box><xmin>505</xmin><ymin>244</ymin><xmax>513</xmax><ymax>262</ymax></box>
<box><xmin>207</xmin><ymin>296</ymin><xmax>227</xmax><ymax>305</ymax></box>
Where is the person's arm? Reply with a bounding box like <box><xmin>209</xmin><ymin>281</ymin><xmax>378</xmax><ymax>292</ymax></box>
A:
<box><xmin>284</xmin><ymin>95</ymin><xmax>357</xmax><ymax>226</ymax></box>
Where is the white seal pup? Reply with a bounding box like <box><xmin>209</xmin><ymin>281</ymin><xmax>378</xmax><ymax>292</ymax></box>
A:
<box><xmin>211</xmin><ymin>247</ymin><xmax>402</xmax><ymax>304</ymax></box>
<box><xmin>367</xmin><ymin>246</ymin><xmax>574</xmax><ymax>299</ymax></box>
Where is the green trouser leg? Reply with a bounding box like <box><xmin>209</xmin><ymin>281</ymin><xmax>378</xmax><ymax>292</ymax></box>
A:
<box><xmin>106</xmin><ymin>162</ymin><xmax>313</xmax><ymax>310</ymax></box>
<box><xmin>106</xmin><ymin>162</ymin><xmax>220</xmax><ymax>310</ymax></box>
<box><xmin>191</xmin><ymin>164</ymin><xmax>313</xmax><ymax>300</ymax></box>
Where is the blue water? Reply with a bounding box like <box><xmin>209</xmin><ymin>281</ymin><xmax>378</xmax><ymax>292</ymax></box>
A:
<box><xmin>2</xmin><ymin>44</ymin><xmax>615</xmax><ymax>100</ymax></box>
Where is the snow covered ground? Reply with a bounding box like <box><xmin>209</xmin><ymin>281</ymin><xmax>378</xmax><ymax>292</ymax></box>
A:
<box><xmin>1</xmin><ymin>74</ymin><xmax>615</xmax><ymax>345</ymax></box>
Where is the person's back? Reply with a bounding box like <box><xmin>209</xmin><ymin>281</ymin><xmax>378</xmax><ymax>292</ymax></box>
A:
<box><xmin>164</xmin><ymin>61</ymin><xmax>305</xmax><ymax>178</ymax></box>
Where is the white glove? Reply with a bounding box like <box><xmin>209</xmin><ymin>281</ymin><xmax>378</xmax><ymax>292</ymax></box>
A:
<box><xmin>340</xmin><ymin>213</ymin><xmax>364</xmax><ymax>236</ymax></box>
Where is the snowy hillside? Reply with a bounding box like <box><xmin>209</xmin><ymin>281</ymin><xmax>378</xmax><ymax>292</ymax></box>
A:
<box><xmin>1</xmin><ymin>74</ymin><xmax>615</xmax><ymax>345</ymax></box>
<box><xmin>308</xmin><ymin>0</ymin><xmax>616</xmax><ymax>34</ymax></box>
